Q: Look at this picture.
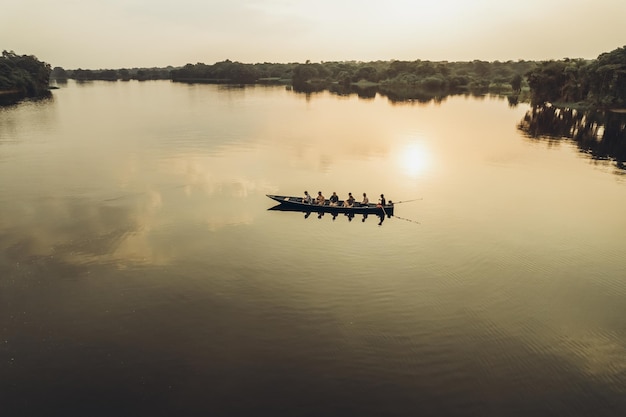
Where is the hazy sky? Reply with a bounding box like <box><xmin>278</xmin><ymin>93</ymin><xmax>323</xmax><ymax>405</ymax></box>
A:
<box><xmin>3</xmin><ymin>0</ymin><xmax>625</xmax><ymax>69</ymax></box>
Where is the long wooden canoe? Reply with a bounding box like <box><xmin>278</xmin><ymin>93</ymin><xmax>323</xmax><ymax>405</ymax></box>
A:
<box><xmin>266</xmin><ymin>194</ymin><xmax>394</xmax><ymax>216</ymax></box>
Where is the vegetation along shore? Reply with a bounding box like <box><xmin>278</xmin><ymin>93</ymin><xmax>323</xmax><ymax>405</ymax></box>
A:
<box><xmin>1</xmin><ymin>46</ymin><xmax>625</xmax><ymax>108</ymax></box>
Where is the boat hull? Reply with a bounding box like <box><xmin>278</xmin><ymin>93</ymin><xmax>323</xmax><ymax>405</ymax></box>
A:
<box><xmin>266</xmin><ymin>194</ymin><xmax>394</xmax><ymax>216</ymax></box>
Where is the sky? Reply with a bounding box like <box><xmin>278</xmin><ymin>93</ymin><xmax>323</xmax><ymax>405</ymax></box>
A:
<box><xmin>2</xmin><ymin>0</ymin><xmax>626</xmax><ymax>69</ymax></box>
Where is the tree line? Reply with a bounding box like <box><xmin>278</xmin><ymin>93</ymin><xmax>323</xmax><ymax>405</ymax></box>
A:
<box><xmin>2</xmin><ymin>46</ymin><xmax>625</xmax><ymax>108</ymax></box>
<box><xmin>45</xmin><ymin>46</ymin><xmax>626</xmax><ymax>109</ymax></box>
<box><xmin>51</xmin><ymin>67</ymin><xmax>173</xmax><ymax>81</ymax></box>
<box><xmin>50</xmin><ymin>58</ymin><xmax>537</xmax><ymax>102</ymax></box>
<box><xmin>54</xmin><ymin>49</ymin><xmax>624</xmax><ymax>108</ymax></box>
<box><xmin>0</xmin><ymin>50</ymin><xmax>51</xmax><ymax>101</ymax></box>
<box><xmin>165</xmin><ymin>58</ymin><xmax>537</xmax><ymax>99</ymax></box>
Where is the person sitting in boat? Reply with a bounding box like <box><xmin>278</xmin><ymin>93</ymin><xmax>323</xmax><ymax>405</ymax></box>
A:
<box><xmin>302</xmin><ymin>191</ymin><xmax>312</xmax><ymax>204</ymax></box>
<box><xmin>361</xmin><ymin>193</ymin><xmax>369</xmax><ymax>206</ymax></box>
<box><xmin>343</xmin><ymin>192</ymin><xmax>355</xmax><ymax>207</ymax></box>
<box><xmin>329</xmin><ymin>192</ymin><xmax>339</xmax><ymax>206</ymax></box>
<box><xmin>316</xmin><ymin>191</ymin><xmax>326</xmax><ymax>205</ymax></box>
<box><xmin>376</xmin><ymin>194</ymin><xmax>386</xmax><ymax>207</ymax></box>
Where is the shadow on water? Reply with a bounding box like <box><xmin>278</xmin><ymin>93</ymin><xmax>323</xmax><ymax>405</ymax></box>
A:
<box><xmin>268</xmin><ymin>204</ymin><xmax>389</xmax><ymax>225</ymax></box>
<box><xmin>518</xmin><ymin>105</ymin><xmax>626</xmax><ymax>172</ymax></box>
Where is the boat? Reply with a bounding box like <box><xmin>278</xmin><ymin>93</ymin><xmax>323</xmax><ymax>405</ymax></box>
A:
<box><xmin>266</xmin><ymin>194</ymin><xmax>394</xmax><ymax>216</ymax></box>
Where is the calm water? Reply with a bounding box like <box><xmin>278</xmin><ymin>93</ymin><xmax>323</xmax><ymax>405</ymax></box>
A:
<box><xmin>1</xmin><ymin>81</ymin><xmax>625</xmax><ymax>416</ymax></box>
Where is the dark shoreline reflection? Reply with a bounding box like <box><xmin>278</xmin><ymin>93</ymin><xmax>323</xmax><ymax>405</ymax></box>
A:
<box><xmin>292</xmin><ymin>82</ymin><xmax>518</xmax><ymax>105</ymax></box>
<box><xmin>0</xmin><ymin>90</ymin><xmax>53</xmax><ymax>107</ymax></box>
<box><xmin>518</xmin><ymin>105</ymin><xmax>626</xmax><ymax>172</ymax></box>
<box><xmin>268</xmin><ymin>204</ymin><xmax>387</xmax><ymax>225</ymax></box>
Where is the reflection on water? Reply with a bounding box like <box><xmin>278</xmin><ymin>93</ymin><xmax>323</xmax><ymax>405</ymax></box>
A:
<box><xmin>398</xmin><ymin>140</ymin><xmax>432</xmax><ymax>178</ymax></box>
<box><xmin>518</xmin><ymin>105</ymin><xmax>626</xmax><ymax>171</ymax></box>
<box><xmin>1</xmin><ymin>81</ymin><xmax>625</xmax><ymax>416</ymax></box>
<box><xmin>268</xmin><ymin>204</ymin><xmax>389</xmax><ymax>225</ymax></box>
<box><xmin>293</xmin><ymin>80</ymin><xmax>499</xmax><ymax>104</ymax></box>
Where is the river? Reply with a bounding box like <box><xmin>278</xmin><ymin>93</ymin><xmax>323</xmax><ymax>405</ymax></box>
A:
<box><xmin>1</xmin><ymin>80</ymin><xmax>625</xmax><ymax>416</ymax></box>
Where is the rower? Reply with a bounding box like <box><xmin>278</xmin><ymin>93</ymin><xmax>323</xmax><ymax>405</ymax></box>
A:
<box><xmin>329</xmin><ymin>192</ymin><xmax>339</xmax><ymax>206</ymax></box>
<box><xmin>343</xmin><ymin>192</ymin><xmax>355</xmax><ymax>207</ymax></box>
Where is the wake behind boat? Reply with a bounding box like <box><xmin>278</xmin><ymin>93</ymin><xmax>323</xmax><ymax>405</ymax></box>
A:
<box><xmin>266</xmin><ymin>194</ymin><xmax>394</xmax><ymax>216</ymax></box>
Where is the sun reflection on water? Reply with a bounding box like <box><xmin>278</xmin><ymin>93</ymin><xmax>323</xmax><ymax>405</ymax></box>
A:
<box><xmin>398</xmin><ymin>141</ymin><xmax>432</xmax><ymax>178</ymax></box>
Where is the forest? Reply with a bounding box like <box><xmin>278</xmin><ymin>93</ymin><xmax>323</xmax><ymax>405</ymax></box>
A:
<box><xmin>50</xmin><ymin>58</ymin><xmax>536</xmax><ymax>103</ymax></box>
<box><xmin>50</xmin><ymin>46</ymin><xmax>626</xmax><ymax>108</ymax></box>
<box><xmin>525</xmin><ymin>46</ymin><xmax>626</xmax><ymax>108</ymax></box>
<box><xmin>166</xmin><ymin>58</ymin><xmax>535</xmax><ymax>101</ymax></box>
<box><xmin>1</xmin><ymin>46</ymin><xmax>625</xmax><ymax>108</ymax></box>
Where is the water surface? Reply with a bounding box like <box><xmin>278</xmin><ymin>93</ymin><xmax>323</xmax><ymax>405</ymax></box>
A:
<box><xmin>1</xmin><ymin>81</ymin><xmax>625</xmax><ymax>416</ymax></box>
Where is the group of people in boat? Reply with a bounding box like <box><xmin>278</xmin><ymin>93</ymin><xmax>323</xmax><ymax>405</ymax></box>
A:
<box><xmin>302</xmin><ymin>191</ymin><xmax>387</xmax><ymax>208</ymax></box>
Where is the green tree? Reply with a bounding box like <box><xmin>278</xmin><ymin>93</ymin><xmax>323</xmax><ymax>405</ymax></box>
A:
<box><xmin>511</xmin><ymin>74</ymin><xmax>523</xmax><ymax>93</ymax></box>
<box><xmin>51</xmin><ymin>66</ymin><xmax>67</xmax><ymax>80</ymax></box>
<box><xmin>353</xmin><ymin>66</ymin><xmax>379</xmax><ymax>82</ymax></box>
<box><xmin>292</xmin><ymin>64</ymin><xmax>319</xmax><ymax>85</ymax></box>
<box><xmin>472</xmin><ymin>60</ymin><xmax>491</xmax><ymax>78</ymax></box>
<box><xmin>526</xmin><ymin>60</ymin><xmax>568</xmax><ymax>105</ymax></box>
<box><xmin>585</xmin><ymin>46</ymin><xmax>626</xmax><ymax>107</ymax></box>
